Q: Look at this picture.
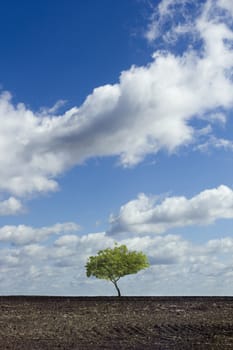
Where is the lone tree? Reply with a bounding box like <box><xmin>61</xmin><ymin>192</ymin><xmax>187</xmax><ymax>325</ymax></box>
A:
<box><xmin>85</xmin><ymin>244</ymin><xmax>149</xmax><ymax>296</ymax></box>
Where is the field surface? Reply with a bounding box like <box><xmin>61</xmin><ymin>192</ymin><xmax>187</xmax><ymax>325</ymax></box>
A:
<box><xmin>0</xmin><ymin>296</ymin><xmax>233</xmax><ymax>349</ymax></box>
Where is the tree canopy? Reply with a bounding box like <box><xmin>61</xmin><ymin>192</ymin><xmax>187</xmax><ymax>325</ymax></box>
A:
<box><xmin>85</xmin><ymin>244</ymin><xmax>149</xmax><ymax>296</ymax></box>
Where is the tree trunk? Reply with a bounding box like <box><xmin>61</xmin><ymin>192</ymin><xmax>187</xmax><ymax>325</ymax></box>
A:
<box><xmin>112</xmin><ymin>281</ymin><xmax>121</xmax><ymax>297</ymax></box>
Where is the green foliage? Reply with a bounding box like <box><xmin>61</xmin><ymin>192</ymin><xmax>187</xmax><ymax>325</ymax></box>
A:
<box><xmin>85</xmin><ymin>244</ymin><xmax>149</xmax><ymax>296</ymax></box>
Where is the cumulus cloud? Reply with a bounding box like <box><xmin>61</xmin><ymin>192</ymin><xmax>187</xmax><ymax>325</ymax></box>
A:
<box><xmin>0</xmin><ymin>228</ymin><xmax>232</xmax><ymax>295</ymax></box>
<box><xmin>0</xmin><ymin>197</ymin><xmax>24</xmax><ymax>216</ymax></box>
<box><xmin>108</xmin><ymin>185</ymin><xmax>233</xmax><ymax>235</ymax></box>
<box><xmin>0</xmin><ymin>0</ymin><xmax>232</xmax><ymax>201</ymax></box>
<box><xmin>0</xmin><ymin>222</ymin><xmax>80</xmax><ymax>245</ymax></box>
<box><xmin>206</xmin><ymin>237</ymin><xmax>233</xmax><ymax>253</ymax></box>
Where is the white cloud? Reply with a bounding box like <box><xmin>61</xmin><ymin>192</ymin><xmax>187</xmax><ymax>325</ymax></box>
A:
<box><xmin>40</xmin><ymin>100</ymin><xmax>67</xmax><ymax>115</ymax></box>
<box><xmin>0</xmin><ymin>0</ymin><xmax>232</xmax><ymax>203</ymax></box>
<box><xmin>201</xmin><ymin>112</ymin><xmax>227</xmax><ymax>125</ymax></box>
<box><xmin>197</xmin><ymin>135</ymin><xmax>233</xmax><ymax>152</ymax></box>
<box><xmin>145</xmin><ymin>0</ymin><xmax>233</xmax><ymax>45</ymax></box>
<box><xmin>145</xmin><ymin>0</ymin><xmax>200</xmax><ymax>44</ymax></box>
<box><xmin>218</xmin><ymin>0</ymin><xmax>233</xmax><ymax>16</ymax></box>
<box><xmin>0</xmin><ymin>229</ymin><xmax>232</xmax><ymax>295</ymax></box>
<box><xmin>206</xmin><ymin>236</ymin><xmax>233</xmax><ymax>253</ymax></box>
<box><xmin>55</xmin><ymin>234</ymin><xmax>79</xmax><ymax>247</ymax></box>
<box><xmin>0</xmin><ymin>197</ymin><xmax>24</xmax><ymax>215</ymax></box>
<box><xmin>0</xmin><ymin>222</ymin><xmax>80</xmax><ymax>245</ymax></box>
<box><xmin>108</xmin><ymin>185</ymin><xmax>233</xmax><ymax>235</ymax></box>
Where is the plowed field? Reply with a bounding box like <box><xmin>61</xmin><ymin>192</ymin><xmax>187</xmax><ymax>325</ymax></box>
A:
<box><xmin>0</xmin><ymin>296</ymin><xmax>232</xmax><ymax>349</ymax></box>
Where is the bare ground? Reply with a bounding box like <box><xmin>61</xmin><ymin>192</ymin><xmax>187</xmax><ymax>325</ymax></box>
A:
<box><xmin>0</xmin><ymin>296</ymin><xmax>232</xmax><ymax>349</ymax></box>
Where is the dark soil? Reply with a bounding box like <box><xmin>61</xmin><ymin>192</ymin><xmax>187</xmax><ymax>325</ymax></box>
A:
<box><xmin>0</xmin><ymin>296</ymin><xmax>232</xmax><ymax>349</ymax></box>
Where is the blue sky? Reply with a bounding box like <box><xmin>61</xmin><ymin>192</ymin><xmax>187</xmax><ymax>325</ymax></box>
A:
<box><xmin>0</xmin><ymin>0</ymin><xmax>233</xmax><ymax>296</ymax></box>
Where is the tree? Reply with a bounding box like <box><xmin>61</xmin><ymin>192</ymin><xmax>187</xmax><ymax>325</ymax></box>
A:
<box><xmin>85</xmin><ymin>243</ymin><xmax>149</xmax><ymax>296</ymax></box>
